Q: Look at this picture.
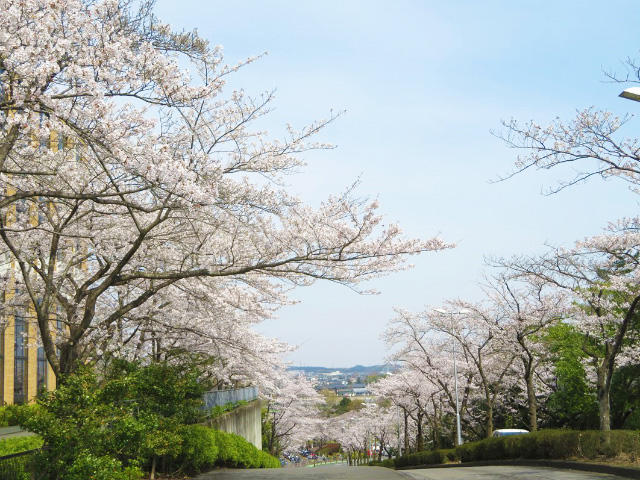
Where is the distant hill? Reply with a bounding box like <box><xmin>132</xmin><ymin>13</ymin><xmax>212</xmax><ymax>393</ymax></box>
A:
<box><xmin>288</xmin><ymin>364</ymin><xmax>394</xmax><ymax>375</ymax></box>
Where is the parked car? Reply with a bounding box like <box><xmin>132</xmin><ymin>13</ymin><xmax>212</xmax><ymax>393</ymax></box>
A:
<box><xmin>492</xmin><ymin>428</ymin><xmax>529</xmax><ymax>437</ymax></box>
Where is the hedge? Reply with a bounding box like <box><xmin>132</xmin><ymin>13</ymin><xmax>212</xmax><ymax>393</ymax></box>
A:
<box><xmin>456</xmin><ymin>430</ymin><xmax>640</xmax><ymax>463</ymax></box>
<box><xmin>0</xmin><ymin>405</ymin><xmax>37</xmax><ymax>428</ymax></box>
<box><xmin>391</xmin><ymin>430</ymin><xmax>640</xmax><ymax>469</ymax></box>
<box><xmin>177</xmin><ymin>425</ymin><xmax>280</xmax><ymax>473</ymax></box>
<box><xmin>369</xmin><ymin>458</ymin><xmax>398</xmax><ymax>468</ymax></box>
<box><xmin>394</xmin><ymin>448</ymin><xmax>457</xmax><ymax>468</ymax></box>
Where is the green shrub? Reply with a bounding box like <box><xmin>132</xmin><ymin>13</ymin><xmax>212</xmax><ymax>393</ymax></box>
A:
<box><xmin>454</xmin><ymin>430</ymin><xmax>640</xmax><ymax>463</ymax></box>
<box><xmin>395</xmin><ymin>430</ymin><xmax>640</xmax><ymax>469</ymax></box>
<box><xmin>177</xmin><ymin>425</ymin><xmax>218</xmax><ymax>472</ymax></box>
<box><xmin>369</xmin><ymin>458</ymin><xmax>395</xmax><ymax>467</ymax></box>
<box><xmin>0</xmin><ymin>405</ymin><xmax>20</xmax><ymax>427</ymax></box>
<box><xmin>395</xmin><ymin>448</ymin><xmax>451</xmax><ymax>468</ymax></box>
<box><xmin>442</xmin><ymin>448</ymin><xmax>459</xmax><ymax>462</ymax></box>
<box><xmin>256</xmin><ymin>450</ymin><xmax>281</xmax><ymax>468</ymax></box>
<box><xmin>65</xmin><ymin>453</ymin><xmax>142</xmax><ymax>480</ymax></box>
<box><xmin>18</xmin><ymin>361</ymin><xmax>210</xmax><ymax>479</ymax></box>
<box><xmin>176</xmin><ymin>425</ymin><xmax>279</xmax><ymax>473</ymax></box>
<box><xmin>0</xmin><ymin>404</ymin><xmax>41</xmax><ymax>428</ymax></box>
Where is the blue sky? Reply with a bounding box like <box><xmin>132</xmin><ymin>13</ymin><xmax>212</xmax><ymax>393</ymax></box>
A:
<box><xmin>156</xmin><ymin>1</ymin><xmax>640</xmax><ymax>366</ymax></box>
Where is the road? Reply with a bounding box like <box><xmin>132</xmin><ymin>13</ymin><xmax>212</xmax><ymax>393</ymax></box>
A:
<box><xmin>399</xmin><ymin>465</ymin><xmax>625</xmax><ymax>480</ymax></box>
<box><xmin>194</xmin><ymin>464</ymin><xmax>402</xmax><ymax>479</ymax></box>
<box><xmin>194</xmin><ymin>464</ymin><xmax>629</xmax><ymax>480</ymax></box>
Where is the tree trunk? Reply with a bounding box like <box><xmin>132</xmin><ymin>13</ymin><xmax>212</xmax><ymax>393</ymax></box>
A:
<box><xmin>431</xmin><ymin>397</ymin><xmax>441</xmax><ymax>449</ymax></box>
<box><xmin>57</xmin><ymin>343</ymin><xmax>81</xmax><ymax>385</ymax></box>
<box><xmin>149</xmin><ymin>456</ymin><xmax>156</xmax><ymax>480</ymax></box>
<box><xmin>416</xmin><ymin>411</ymin><xmax>424</xmax><ymax>452</ymax></box>
<box><xmin>524</xmin><ymin>361</ymin><xmax>537</xmax><ymax>431</ymax></box>
<box><xmin>269</xmin><ymin>415</ymin><xmax>277</xmax><ymax>455</ymax></box>
<box><xmin>597</xmin><ymin>360</ymin><xmax>611</xmax><ymax>431</ymax></box>
<box><xmin>403</xmin><ymin>409</ymin><xmax>409</xmax><ymax>454</ymax></box>
<box><xmin>485</xmin><ymin>398</ymin><xmax>494</xmax><ymax>438</ymax></box>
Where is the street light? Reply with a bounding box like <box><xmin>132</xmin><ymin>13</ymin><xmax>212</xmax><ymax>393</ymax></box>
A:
<box><xmin>433</xmin><ymin>308</ymin><xmax>469</xmax><ymax>447</ymax></box>
<box><xmin>619</xmin><ymin>87</ymin><xmax>640</xmax><ymax>102</ymax></box>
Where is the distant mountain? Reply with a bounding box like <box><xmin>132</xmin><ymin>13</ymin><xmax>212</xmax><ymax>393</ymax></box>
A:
<box><xmin>288</xmin><ymin>364</ymin><xmax>394</xmax><ymax>374</ymax></box>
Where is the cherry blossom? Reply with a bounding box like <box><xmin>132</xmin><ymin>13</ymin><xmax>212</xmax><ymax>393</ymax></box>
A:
<box><xmin>0</xmin><ymin>0</ymin><xmax>451</xmax><ymax>380</ymax></box>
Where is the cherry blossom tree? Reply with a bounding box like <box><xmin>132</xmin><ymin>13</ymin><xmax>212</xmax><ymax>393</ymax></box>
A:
<box><xmin>384</xmin><ymin>304</ymin><xmax>516</xmax><ymax>440</ymax></box>
<box><xmin>499</xmin><ymin>108</ymin><xmax>640</xmax><ymax>194</ymax></box>
<box><xmin>470</xmin><ymin>274</ymin><xmax>565</xmax><ymax>431</ymax></box>
<box><xmin>497</xmin><ymin>52</ymin><xmax>640</xmax><ymax>195</ymax></box>
<box><xmin>367</xmin><ymin>371</ymin><xmax>415</xmax><ymax>454</ymax></box>
<box><xmin>497</xmin><ymin>229</ymin><xmax>640</xmax><ymax>431</ymax></box>
<box><xmin>371</xmin><ymin>360</ymin><xmax>462</xmax><ymax>451</ymax></box>
<box><xmin>261</xmin><ymin>370</ymin><xmax>322</xmax><ymax>456</ymax></box>
<box><xmin>382</xmin><ymin>309</ymin><xmax>475</xmax><ymax>446</ymax></box>
<box><xmin>364</xmin><ymin>404</ymin><xmax>400</xmax><ymax>460</ymax></box>
<box><xmin>87</xmin><ymin>278</ymin><xmax>293</xmax><ymax>388</ymax></box>
<box><xmin>333</xmin><ymin>402</ymin><xmax>400</xmax><ymax>461</ymax></box>
<box><xmin>428</xmin><ymin>305</ymin><xmax>518</xmax><ymax>438</ymax></box>
<box><xmin>0</xmin><ymin>0</ymin><xmax>451</xmax><ymax>379</ymax></box>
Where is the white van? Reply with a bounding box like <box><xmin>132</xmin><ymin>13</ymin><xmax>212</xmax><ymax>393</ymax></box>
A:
<box><xmin>492</xmin><ymin>429</ymin><xmax>529</xmax><ymax>438</ymax></box>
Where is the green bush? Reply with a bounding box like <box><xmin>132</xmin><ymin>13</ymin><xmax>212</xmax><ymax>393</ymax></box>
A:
<box><xmin>455</xmin><ymin>430</ymin><xmax>640</xmax><ymax>463</ymax></box>
<box><xmin>176</xmin><ymin>424</ymin><xmax>279</xmax><ymax>473</ymax></box>
<box><xmin>445</xmin><ymin>448</ymin><xmax>459</xmax><ymax>462</ymax></box>
<box><xmin>0</xmin><ymin>404</ymin><xmax>40</xmax><ymax>428</ymax></box>
<box><xmin>395</xmin><ymin>430</ymin><xmax>640</xmax><ymax>469</ymax></box>
<box><xmin>18</xmin><ymin>360</ymin><xmax>210</xmax><ymax>479</ymax></box>
<box><xmin>395</xmin><ymin>448</ymin><xmax>452</xmax><ymax>468</ymax></box>
<box><xmin>65</xmin><ymin>453</ymin><xmax>142</xmax><ymax>480</ymax></box>
<box><xmin>369</xmin><ymin>458</ymin><xmax>396</xmax><ymax>468</ymax></box>
<box><xmin>177</xmin><ymin>425</ymin><xmax>219</xmax><ymax>472</ymax></box>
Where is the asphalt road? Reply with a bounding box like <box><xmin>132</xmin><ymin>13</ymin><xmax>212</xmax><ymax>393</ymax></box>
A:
<box><xmin>399</xmin><ymin>466</ymin><xmax>625</xmax><ymax>480</ymax></box>
<box><xmin>193</xmin><ymin>464</ymin><xmax>629</xmax><ymax>480</ymax></box>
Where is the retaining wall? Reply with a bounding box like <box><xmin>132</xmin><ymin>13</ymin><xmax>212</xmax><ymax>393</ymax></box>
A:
<box><xmin>206</xmin><ymin>399</ymin><xmax>262</xmax><ymax>450</ymax></box>
<box><xmin>203</xmin><ymin>386</ymin><xmax>258</xmax><ymax>409</ymax></box>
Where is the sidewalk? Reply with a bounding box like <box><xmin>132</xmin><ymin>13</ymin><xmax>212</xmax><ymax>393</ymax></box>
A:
<box><xmin>0</xmin><ymin>426</ymin><xmax>34</xmax><ymax>440</ymax></box>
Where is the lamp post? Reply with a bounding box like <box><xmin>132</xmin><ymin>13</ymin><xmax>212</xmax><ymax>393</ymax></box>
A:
<box><xmin>434</xmin><ymin>308</ymin><xmax>469</xmax><ymax>446</ymax></box>
<box><xmin>619</xmin><ymin>87</ymin><xmax>640</xmax><ymax>102</ymax></box>
<box><xmin>396</xmin><ymin>404</ymin><xmax>401</xmax><ymax>459</ymax></box>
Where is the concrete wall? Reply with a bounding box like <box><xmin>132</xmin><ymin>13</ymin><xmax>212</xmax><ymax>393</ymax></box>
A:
<box><xmin>203</xmin><ymin>386</ymin><xmax>258</xmax><ymax>409</ymax></box>
<box><xmin>207</xmin><ymin>399</ymin><xmax>262</xmax><ymax>450</ymax></box>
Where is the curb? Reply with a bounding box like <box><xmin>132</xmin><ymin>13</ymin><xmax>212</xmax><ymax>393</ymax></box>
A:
<box><xmin>397</xmin><ymin>459</ymin><xmax>640</xmax><ymax>479</ymax></box>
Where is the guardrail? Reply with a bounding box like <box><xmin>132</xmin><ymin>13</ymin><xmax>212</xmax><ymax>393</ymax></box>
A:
<box><xmin>0</xmin><ymin>449</ymin><xmax>41</xmax><ymax>480</ymax></box>
<box><xmin>203</xmin><ymin>386</ymin><xmax>258</xmax><ymax>409</ymax></box>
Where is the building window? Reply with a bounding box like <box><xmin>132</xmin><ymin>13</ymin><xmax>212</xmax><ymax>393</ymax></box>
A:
<box><xmin>0</xmin><ymin>323</ymin><xmax>4</xmax><ymax>400</ymax></box>
<box><xmin>37</xmin><ymin>347</ymin><xmax>46</xmax><ymax>393</ymax></box>
<box><xmin>14</xmin><ymin>315</ymin><xmax>26</xmax><ymax>404</ymax></box>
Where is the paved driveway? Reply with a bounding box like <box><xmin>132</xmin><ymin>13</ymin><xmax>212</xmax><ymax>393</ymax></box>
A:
<box><xmin>194</xmin><ymin>464</ymin><xmax>404</xmax><ymax>479</ymax></box>
<box><xmin>194</xmin><ymin>464</ymin><xmax>629</xmax><ymax>479</ymax></box>
<box><xmin>399</xmin><ymin>466</ymin><xmax>625</xmax><ymax>480</ymax></box>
